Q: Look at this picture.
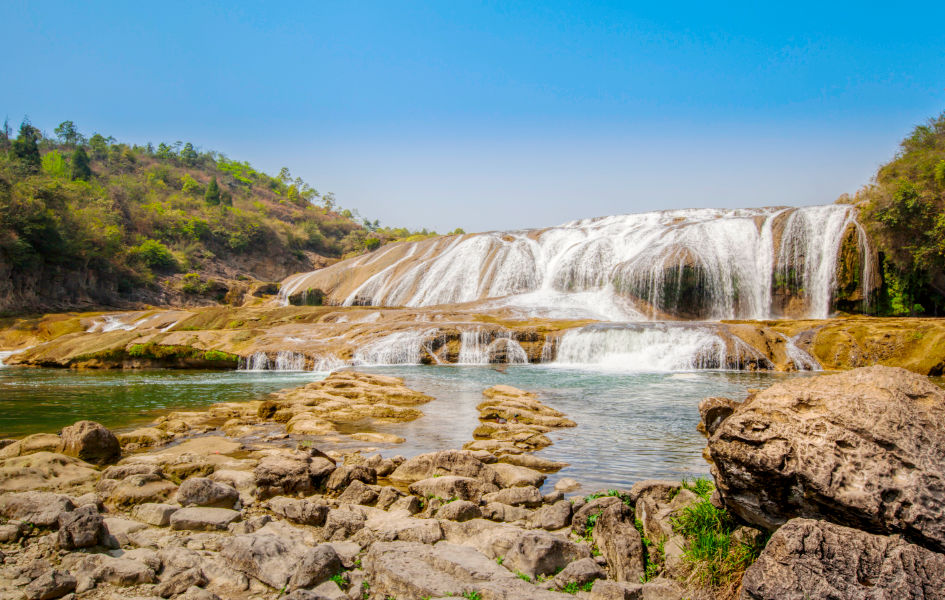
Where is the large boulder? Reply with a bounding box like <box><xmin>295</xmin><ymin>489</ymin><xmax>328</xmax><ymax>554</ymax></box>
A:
<box><xmin>57</xmin><ymin>420</ymin><xmax>121</xmax><ymax>465</ymax></box>
<box><xmin>175</xmin><ymin>477</ymin><xmax>240</xmax><ymax>509</ymax></box>
<box><xmin>0</xmin><ymin>491</ymin><xmax>75</xmax><ymax>527</ymax></box>
<box><xmin>221</xmin><ymin>533</ymin><xmax>341</xmax><ymax>591</ymax></box>
<box><xmin>254</xmin><ymin>451</ymin><xmax>335</xmax><ymax>498</ymax></box>
<box><xmin>24</xmin><ymin>570</ymin><xmax>76</xmax><ymax>600</ymax></box>
<box><xmin>591</xmin><ymin>503</ymin><xmax>645</xmax><ymax>583</ymax></box>
<box><xmin>57</xmin><ymin>505</ymin><xmax>108</xmax><ymax>549</ymax></box>
<box><xmin>389</xmin><ymin>450</ymin><xmax>496</xmax><ymax>486</ymax></box>
<box><xmin>408</xmin><ymin>475</ymin><xmax>498</xmax><ymax>503</ymax></box>
<box><xmin>504</xmin><ymin>529</ymin><xmax>591</xmax><ymax>579</ymax></box>
<box><xmin>705</xmin><ymin>366</ymin><xmax>945</xmax><ymax>551</ymax></box>
<box><xmin>740</xmin><ymin>518</ymin><xmax>945</xmax><ymax>600</ymax></box>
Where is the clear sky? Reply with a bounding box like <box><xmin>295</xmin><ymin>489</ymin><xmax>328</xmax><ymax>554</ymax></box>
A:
<box><xmin>3</xmin><ymin>1</ymin><xmax>944</xmax><ymax>233</ymax></box>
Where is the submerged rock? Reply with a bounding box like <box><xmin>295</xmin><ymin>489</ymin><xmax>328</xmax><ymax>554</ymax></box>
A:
<box><xmin>706</xmin><ymin>365</ymin><xmax>945</xmax><ymax>552</ymax></box>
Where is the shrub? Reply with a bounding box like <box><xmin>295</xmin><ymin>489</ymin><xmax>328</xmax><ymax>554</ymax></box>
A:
<box><xmin>134</xmin><ymin>239</ymin><xmax>178</xmax><ymax>271</ymax></box>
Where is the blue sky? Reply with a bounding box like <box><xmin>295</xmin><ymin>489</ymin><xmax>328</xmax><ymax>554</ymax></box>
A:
<box><xmin>3</xmin><ymin>1</ymin><xmax>944</xmax><ymax>232</ymax></box>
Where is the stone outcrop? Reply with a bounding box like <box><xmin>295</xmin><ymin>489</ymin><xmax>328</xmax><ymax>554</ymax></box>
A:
<box><xmin>57</xmin><ymin>420</ymin><xmax>121</xmax><ymax>465</ymax></box>
<box><xmin>740</xmin><ymin>518</ymin><xmax>945</xmax><ymax>600</ymax></box>
<box><xmin>704</xmin><ymin>365</ymin><xmax>945</xmax><ymax>552</ymax></box>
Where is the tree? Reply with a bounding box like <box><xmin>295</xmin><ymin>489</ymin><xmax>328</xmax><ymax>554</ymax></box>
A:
<box><xmin>180</xmin><ymin>142</ymin><xmax>198</xmax><ymax>165</ymax></box>
<box><xmin>0</xmin><ymin>117</ymin><xmax>10</xmax><ymax>149</ymax></box>
<box><xmin>204</xmin><ymin>177</ymin><xmax>221</xmax><ymax>205</ymax></box>
<box><xmin>156</xmin><ymin>142</ymin><xmax>173</xmax><ymax>159</ymax></box>
<box><xmin>71</xmin><ymin>146</ymin><xmax>92</xmax><ymax>181</ymax></box>
<box><xmin>11</xmin><ymin>121</ymin><xmax>41</xmax><ymax>173</ymax></box>
<box><xmin>89</xmin><ymin>134</ymin><xmax>109</xmax><ymax>159</ymax></box>
<box><xmin>279</xmin><ymin>167</ymin><xmax>291</xmax><ymax>183</ymax></box>
<box><xmin>54</xmin><ymin>121</ymin><xmax>82</xmax><ymax>147</ymax></box>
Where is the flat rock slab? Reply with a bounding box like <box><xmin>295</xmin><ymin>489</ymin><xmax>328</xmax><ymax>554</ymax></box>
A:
<box><xmin>170</xmin><ymin>507</ymin><xmax>241</xmax><ymax>531</ymax></box>
<box><xmin>740</xmin><ymin>518</ymin><xmax>945</xmax><ymax>600</ymax></box>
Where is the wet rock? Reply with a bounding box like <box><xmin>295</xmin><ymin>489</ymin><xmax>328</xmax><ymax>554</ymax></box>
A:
<box><xmin>175</xmin><ymin>477</ymin><xmax>240</xmax><ymax>509</ymax></box>
<box><xmin>0</xmin><ymin>491</ymin><xmax>75</xmax><ymax>527</ymax></box>
<box><xmin>592</xmin><ymin>502</ymin><xmax>646</xmax><ymax>583</ymax></box>
<box><xmin>740</xmin><ymin>518</ymin><xmax>945</xmax><ymax>600</ymax></box>
<box><xmin>529</xmin><ymin>500</ymin><xmax>573</xmax><ymax>531</ymax></box>
<box><xmin>497</xmin><ymin>453</ymin><xmax>567</xmax><ymax>472</ymax></box>
<box><xmin>554</xmin><ymin>477</ymin><xmax>580</xmax><ymax>493</ymax></box>
<box><xmin>389</xmin><ymin>449</ymin><xmax>496</xmax><ymax>486</ymax></box>
<box><xmin>170</xmin><ymin>507</ymin><xmax>241</xmax><ymax>531</ymax></box>
<box><xmin>254</xmin><ymin>451</ymin><xmax>335</xmax><ymax>498</ymax></box>
<box><xmin>552</xmin><ymin>557</ymin><xmax>605</xmax><ymax>591</ymax></box>
<box><xmin>707</xmin><ymin>366</ymin><xmax>945</xmax><ymax>551</ymax></box>
<box><xmin>267</xmin><ymin>496</ymin><xmax>329</xmax><ymax>526</ymax></box>
<box><xmin>154</xmin><ymin>567</ymin><xmax>208</xmax><ymax>598</ymax></box>
<box><xmin>363</xmin><ymin>540</ymin><xmax>565</xmax><ymax>599</ymax></box>
<box><xmin>336</xmin><ymin>479</ymin><xmax>379</xmax><ymax>506</ymax></box>
<box><xmin>482</xmin><ymin>485</ymin><xmax>543</xmax><ymax>507</ymax></box>
<box><xmin>24</xmin><ymin>570</ymin><xmax>76</xmax><ymax>600</ymax></box>
<box><xmin>57</xmin><ymin>505</ymin><xmax>108</xmax><ymax>549</ymax></box>
<box><xmin>132</xmin><ymin>502</ymin><xmax>179</xmax><ymax>526</ymax></box>
<box><xmin>436</xmin><ymin>500</ymin><xmax>482</xmax><ymax>522</ymax></box>
<box><xmin>57</xmin><ymin>420</ymin><xmax>121</xmax><ymax>465</ymax></box>
<box><xmin>408</xmin><ymin>475</ymin><xmax>498</xmax><ymax>503</ymax></box>
<box><xmin>504</xmin><ymin>529</ymin><xmax>591</xmax><ymax>579</ymax></box>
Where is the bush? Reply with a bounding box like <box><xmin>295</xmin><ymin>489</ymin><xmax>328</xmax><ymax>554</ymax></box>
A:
<box><xmin>134</xmin><ymin>239</ymin><xmax>178</xmax><ymax>271</ymax></box>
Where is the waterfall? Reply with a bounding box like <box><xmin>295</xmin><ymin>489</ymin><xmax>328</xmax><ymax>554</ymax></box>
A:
<box><xmin>457</xmin><ymin>328</ymin><xmax>530</xmax><ymax>364</ymax></box>
<box><xmin>553</xmin><ymin>323</ymin><xmax>731</xmax><ymax>371</ymax></box>
<box><xmin>353</xmin><ymin>328</ymin><xmax>439</xmax><ymax>365</ymax></box>
<box><xmin>0</xmin><ymin>351</ymin><xmax>16</xmax><ymax>368</ymax></box>
<box><xmin>241</xmin><ymin>352</ymin><xmax>271</xmax><ymax>371</ymax></box>
<box><xmin>282</xmin><ymin>205</ymin><xmax>872</xmax><ymax>320</ymax></box>
<box><xmin>458</xmin><ymin>329</ymin><xmax>490</xmax><ymax>364</ymax></box>
<box><xmin>777</xmin><ymin>333</ymin><xmax>822</xmax><ymax>371</ymax></box>
<box><xmin>274</xmin><ymin>351</ymin><xmax>307</xmax><ymax>371</ymax></box>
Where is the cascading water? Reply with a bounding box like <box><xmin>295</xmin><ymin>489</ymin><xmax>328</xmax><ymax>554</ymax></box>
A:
<box><xmin>282</xmin><ymin>205</ymin><xmax>872</xmax><ymax>321</ymax></box>
<box><xmin>353</xmin><ymin>328</ymin><xmax>440</xmax><ymax>365</ymax></box>
<box><xmin>457</xmin><ymin>329</ymin><xmax>529</xmax><ymax>364</ymax></box>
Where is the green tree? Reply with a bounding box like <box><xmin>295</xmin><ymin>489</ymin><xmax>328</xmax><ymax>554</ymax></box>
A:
<box><xmin>10</xmin><ymin>121</ymin><xmax>41</xmax><ymax>173</ymax></box>
<box><xmin>54</xmin><ymin>120</ymin><xmax>83</xmax><ymax>147</ymax></box>
<box><xmin>204</xmin><ymin>176</ymin><xmax>221</xmax><ymax>205</ymax></box>
<box><xmin>180</xmin><ymin>142</ymin><xmax>198</xmax><ymax>165</ymax></box>
<box><xmin>71</xmin><ymin>146</ymin><xmax>92</xmax><ymax>181</ymax></box>
<box><xmin>89</xmin><ymin>133</ymin><xmax>109</xmax><ymax>159</ymax></box>
<box><xmin>156</xmin><ymin>142</ymin><xmax>173</xmax><ymax>159</ymax></box>
<box><xmin>41</xmin><ymin>150</ymin><xmax>68</xmax><ymax>178</ymax></box>
<box><xmin>279</xmin><ymin>166</ymin><xmax>291</xmax><ymax>183</ymax></box>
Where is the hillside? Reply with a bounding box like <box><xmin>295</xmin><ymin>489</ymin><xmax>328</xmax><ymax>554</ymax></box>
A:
<box><xmin>850</xmin><ymin>110</ymin><xmax>945</xmax><ymax>315</ymax></box>
<box><xmin>0</xmin><ymin>119</ymin><xmax>430</xmax><ymax>315</ymax></box>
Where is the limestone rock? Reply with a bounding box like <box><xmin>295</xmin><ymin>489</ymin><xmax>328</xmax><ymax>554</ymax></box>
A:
<box><xmin>175</xmin><ymin>477</ymin><xmax>240</xmax><ymax>508</ymax></box>
<box><xmin>375</xmin><ymin>486</ymin><xmax>404</xmax><ymax>510</ymax></box>
<box><xmin>327</xmin><ymin>465</ymin><xmax>377</xmax><ymax>492</ymax></box>
<box><xmin>436</xmin><ymin>500</ymin><xmax>482</xmax><ymax>522</ymax></box>
<box><xmin>504</xmin><ymin>529</ymin><xmax>591</xmax><ymax>579</ymax></box>
<box><xmin>58</xmin><ymin>505</ymin><xmax>108</xmax><ymax>549</ymax></box>
<box><xmin>289</xmin><ymin>545</ymin><xmax>344</xmax><ymax>590</ymax></box>
<box><xmin>103</xmin><ymin>473</ymin><xmax>177</xmax><ymax>508</ymax></box>
<box><xmin>0</xmin><ymin>433</ymin><xmax>60</xmax><ymax>459</ymax></box>
<box><xmin>154</xmin><ymin>567</ymin><xmax>208</xmax><ymax>598</ymax></box>
<box><xmin>0</xmin><ymin>491</ymin><xmax>75</xmax><ymax>527</ymax></box>
<box><xmin>529</xmin><ymin>500</ymin><xmax>572</xmax><ymax>531</ymax></box>
<box><xmin>268</xmin><ymin>496</ymin><xmax>329</xmax><ymax>526</ymax></box>
<box><xmin>323</xmin><ymin>508</ymin><xmax>366</xmax><ymax>541</ymax></box>
<box><xmin>92</xmin><ymin>555</ymin><xmax>158</xmax><ymax>585</ymax></box>
<box><xmin>389</xmin><ymin>449</ymin><xmax>496</xmax><ymax>485</ymax></box>
<box><xmin>552</xmin><ymin>557</ymin><xmax>605</xmax><ymax>591</ymax></box>
<box><xmin>740</xmin><ymin>518</ymin><xmax>945</xmax><ymax>600</ymax></box>
<box><xmin>591</xmin><ymin>502</ymin><xmax>645</xmax><ymax>583</ymax></box>
<box><xmin>489</xmin><ymin>462</ymin><xmax>546</xmax><ymax>488</ymax></box>
<box><xmin>132</xmin><ymin>502</ymin><xmax>179</xmax><ymax>526</ymax></box>
<box><xmin>481</xmin><ymin>502</ymin><xmax>531</xmax><ymax>523</ymax></box>
<box><xmin>254</xmin><ymin>451</ymin><xmax>335</xmax><ymax>498</ymax></box>
<box><xmin>57</xmin><ymin>420</ymin><xmax>121</xmax><ymax>465</ymax></box>
<box><xmin>0</xmin><ymin>451</ymin><xmax>99</xmax><ymax>493</ymax></box>
<box><xmin>571</xmin><ymin>496</ymin><xmax>622</xmax><ymax>537</ymax></box>
<box><xmin>170</xmin><ymin>507</ymin><xmax>241</xmax><ymax>531</ymax></box>
<box><xmin>482</xmin><ymin>485</ymin><xmax>543</xmax><ymax>507</ymax></box>
<box><xmin>707</xmin><ymin>366</ymin><xmax>945</xmax><ymax>551</ymax></box>
<box><xmin>24</xmin><ymin>570</ymin><xmax>76</xmax><ymax>600</ymax></box>
<box><xmin>409</xmin><ymin>475</ymin><xmax>498</xmax><ymax>503</ymax></box>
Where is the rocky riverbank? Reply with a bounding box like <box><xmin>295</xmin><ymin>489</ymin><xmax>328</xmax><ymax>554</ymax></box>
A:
<box><xmin>1</xmin><ymin>368</ymin><xmax>943</xmax><ymax>600</ymax></box>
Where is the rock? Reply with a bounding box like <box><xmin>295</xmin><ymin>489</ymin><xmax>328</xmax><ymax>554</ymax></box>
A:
<box><xmin>636</xmin><ymin>487</ymin><xmax>699</xmax><ymax>543</ymax></box>
<box><xmin>740</xmin><ymin>518</ymin><xmax>945</xmax><ymax>600</ymax></box>
<box><xmin>482</xmin><ymin>486</ymin><xmax>543</xmax><ymax>507</ymax></box>
<box><xmin>592</xmin><ymin>502</ymin><xmax>646</xmax><ymax>583</ymax></box>
<box><xmin>117</xmin><ymin>427</ymin><xmax>171</xmax><ymax>448</ymax></box>
<box><xmin>388</xmin><ymin>494</ymin><xmax>422</xmax><ymax>514</ymax></box>
<box><xmin>436</xmin><ymin>500</ymin><xmax>482</xmax><ymax>522</ymax></box>
<box><xmin>103</xmin><ymin>516</ymin><xmax>147</xmax><ymax>545</ymax></box>
<box><xmin>0</xmin><ymin>452</ymin><xmax>99</xmax><ymax>493</ymax></box>
<box><xmin>92</xmin><ymin>556</ymin><xmax>157</xmax><ymax>585</ymax></box>
<box><xmin>57</xmin><ymin>420</ymin><xmax>121</xmax><ymax>465</ymax></box>
<box><xmin>268</xmin><ymin>496</ymin><xmax>329</xmax><ymax>526</ymax></box>
<box><xmin>0</xmin><ymin>491</ymin><xmax>76</xmax><ymax>527</ymax></box>
<box><xmin>323</xmin><ymin>508</ymin><xmax>366</xmax><ymax>541</ymax></box>
<box><xmin>363</xmin><ymin>540</ymin><xmax>565</xmax><ymax>599</ymax></box>
<box><xmin>707</xmin><ymin>366</ymin><xmax>945</xmax><ymax>551</ymax></box>
<box><xmin>481</xmin><ymin>502</ymin><xmax>531</xmax><ymax>523</ymax></box>
<box><xmin>497</xmin><ymin>453</ymin><xmax>567</xmax><ymax>472</ymax></box>
<box><xmin>289</xmin><ymin>545</ymin><xmax>343</xmax><ymax>589</ymax></box>
<box><xmin>388</xmin><ymin>450</ymin><xmax>496</xmax><ymax>486</ymax></box>
<box><xmin>356</xmin><ymin>510</ymin><xmax>444</xmax><ymax>545</ymax></box>
<box><xmin>489</xmin><ymin>462</ymin><xmax>546</xmax><ymax>488</ymax></box>
<box><xmin>254</xmin><ymin>451</ymin><xmax>335</xmax><ymax>498</ymax></box>
<box><xmin>179</xmin><ymin>586</ymin><xmax>221</xmax><ymax>600</ymax></box>
<box><xmin>102</xmin><ymin>463</ymin><xmax>164</xmax><ymax>480</ymax></box>
<box><xmin>221</xmin><ymin>533</ymin><xmax>296</xmax><ymax>589</ymax></box>
<box><xmin>154</xmin><ymin>567</ymin><xmax>208</xmax><ymax>598</ymax></box>
<box><xmin>57</xmin><ymin>505</ymin><xmax>108</xmax><ymax>549</ymax></box>
<box><xmin>504</xmin><ymin>529</ymin><xmax>591</xmax><ymax>579</ymax></box>
<box><xmin>661</xmin><ymin>535</ymin><xmax>687</xmax><ymax>579</ymax></box>
<box><xmin>132</xmin><ymin>502</ymin><xmax>179</xmax><ymax>526</ymax></box>
<box><xmin>409</xmin><ymin>475</ymin><xmax>498</xmax><ymax>503</ymax></box>
<box><xmin>529</xmin><ymin>500</ymin><xmax>572</xmax><ymax>531</ymax></box>
<box><xmin>327</xmin><ymin>464</ymin><xmax>377</xmax><ymax>492</ymax></box>
<box><xmin>336</xmin><ymin>480</ymin><xmax>379</xmax><ymax>506</ymax></box>
<box><xmin>24</xmin><ymin>570</ymin><xmax>76</xmax><ymax>600</ymax></box>
<box><xmin>698</xmin><ymin>397</ymin><xmax>739</xmax><ymax>436</ymax></box>
<box><xmin>0</xmin><ymin>521</ymin><xmax>25</xmax><ymax>542</ymax></box>
<box><xmin>350</xmin><ymin>432</ymin><xmax>404</xmax><ymax>444</ymax></box>
<box><xmin>571</xmin><ymin>496</ymin><xmax>622</xmax><ymax>536</ymax></box>
<box><xmin>554</xmin><ymin>477</ymin><xmax>581</xmax><ymax>493</ymax></box>
<box><xmin>104</xmin><ymin>474</ymin><xmax>177</xmax><ymax>508</ymax></box>
<box><xmin>170</xmin><ymin>507</ymin><xmax>241</xmax><ymax>531</ymax></box>
<box><xmin>0</xmin><ymin>433</ymin><xmax>61</xmax><ymax>458</ymax></box>
<box><xmin>552</xmin><ymin>557</ymin><xmax>605</xmax><ymax>591</ymax></box>
<box><xmin>375</xmin><ymin>486</ymin><xmax>403</xmax><ymax>510</ymax></box>
<box><xmin>175</xmin><ymin>477</ymin><xmax>240</xmax><ymax>508</ymax></box>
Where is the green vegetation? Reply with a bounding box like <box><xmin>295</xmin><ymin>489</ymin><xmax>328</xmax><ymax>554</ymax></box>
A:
<box><xmin>855</xmin><ymin>110</ymin><xmax>945</xmax><ymax>315</ymax></box>
<box><xmin>0</xmin><ymin>117</ymin><xmax>438</xmax><ymax>313</ymax></box>
<box><xmin>329</xmin><ymin>573</ymin><xmax>346</xmax><ymax>589</ymax></box>
<box><xmin>669</xmin><ymin>478</ymin><xmax>767</xmax><ymax>598</ymax></box>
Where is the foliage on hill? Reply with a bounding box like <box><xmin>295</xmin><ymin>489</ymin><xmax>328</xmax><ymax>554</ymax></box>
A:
<box><xmin>0</xmin><ymin>118</ymin><xmax>433</xmax><ymax>313</ymax></box>
<box><xmin>846</xmin><ymin>110</ymin><xmax>945</xmax><ymax>316</ymax></box>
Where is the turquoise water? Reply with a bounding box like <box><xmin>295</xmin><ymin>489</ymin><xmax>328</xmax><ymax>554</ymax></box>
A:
<box><xmin>0</xmin><ymin>365</ymin><xmax>809</xmax><ymax>491</ymax></box>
